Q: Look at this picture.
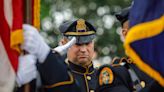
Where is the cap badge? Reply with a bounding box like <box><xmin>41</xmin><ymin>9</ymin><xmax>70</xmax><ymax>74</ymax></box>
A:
<box><xmin>76</xmin><ymin>19</ymin><xmax>87</xmax><ymax>32</ymax></box>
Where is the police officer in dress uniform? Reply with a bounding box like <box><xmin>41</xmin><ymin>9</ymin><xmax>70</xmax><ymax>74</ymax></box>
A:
<box><xmin>96</xmin><ymin>7</ymin><xmax>164</xmax><ymax>92</ymax></box>
<box><xmin>16</xmin><ymin>24</ymin><xmax>82</xmax><ymax>92</ymax></box>
<box><xmin>58</xmin><ymin>19</ymin><xmax>98</xmax><ymax>92</ymax></box>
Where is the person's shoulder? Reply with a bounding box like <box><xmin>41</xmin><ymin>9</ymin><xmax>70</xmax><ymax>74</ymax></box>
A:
<box><xmin>96</xmin><ymin>64</ymin><xmax>132</xmax><ymax>92</ymax></box>
<box><xmin>97</xmin><ymin>57</ymin><xmax>131</xmax><ymax>80</ymax></box>
<box><xmin>96</xmin><ymin>57</ymin><xmax>132</xmax><ymax>87</ymax></box>
<box><xmin>97</xmin><ymin>63</ymin><xmax>128</xmax><ymax>83</ymax></box>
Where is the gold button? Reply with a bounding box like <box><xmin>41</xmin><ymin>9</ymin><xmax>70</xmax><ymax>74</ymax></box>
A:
<box><xmin>87</xmin><ymin>76</ymin><xmax>91</xmax><ymax>80</ymax></box>
<box><xmin>140</xmin><ymin>81</ymin><xmax>145</xmax><ymax>88</ymax></box>
<box><xmin>90</xmin><ymin>90</ymin><xmax>94</xmax><ymax>92</ymax></box>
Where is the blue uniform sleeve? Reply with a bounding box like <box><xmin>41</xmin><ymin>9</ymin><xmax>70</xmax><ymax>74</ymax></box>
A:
<box><xmin>37</xmin><ymin>50</ymin><xmax>81</xmax><ymax>92</ymax></box>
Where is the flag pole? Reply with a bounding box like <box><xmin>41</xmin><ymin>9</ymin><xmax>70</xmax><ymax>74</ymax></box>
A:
<box><xmin>22</xmin><ymin>0</ymin><xmax>35</xmax><ymax>92</ymax></box>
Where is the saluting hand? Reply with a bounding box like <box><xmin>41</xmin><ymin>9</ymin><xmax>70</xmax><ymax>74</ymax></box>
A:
<box><xmin>53</xmin><ymin>37</ymin><xmax>76</xmax><ymax>55</ymax></box>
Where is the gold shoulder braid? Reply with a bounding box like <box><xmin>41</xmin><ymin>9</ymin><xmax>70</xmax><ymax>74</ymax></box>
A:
<box><xmin>111</xmin><ymin>57</ymin><xmax>133</xmax><ymax>67</ymax></box>
<box><xmin>120</xmin><ymin>57</ymin><xmax>133</xmax><ymax>64</ymax></box>
<box><xmin>111</xmin><ymin>57</ymin><xmax>123</xmax><ymax>67</ymax></box>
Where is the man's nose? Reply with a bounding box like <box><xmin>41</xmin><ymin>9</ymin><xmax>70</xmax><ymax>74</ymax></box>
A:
<box><xmin>79</xmin><ymin>45</ymin><xmax>87</xmax><ymax>52</ymax></box>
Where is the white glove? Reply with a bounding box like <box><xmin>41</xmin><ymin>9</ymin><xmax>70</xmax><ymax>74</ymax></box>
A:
<box><xmin>53</xmin><ymin>37</ymin><xmax>76</xmax><ymax>55</ymax></box>
<box><xmin>22</xmin><ymin>24</ymin><xmax>50</xmax><ymax>63</ymax></box>
<box><xmin>16</xmin><ymin>54</ymin><xmax>37</xmax><ymax>87</ymax></box>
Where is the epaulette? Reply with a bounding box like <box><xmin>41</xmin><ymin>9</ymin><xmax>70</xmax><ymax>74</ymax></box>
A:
<box><xmin>97</xmin><ymin>65</ymin><xmax>114</xmax><ymax>86</ymax></box>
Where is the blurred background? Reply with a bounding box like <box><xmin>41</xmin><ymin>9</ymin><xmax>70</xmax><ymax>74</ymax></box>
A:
<box><xmin>40</xmin><ymin>0</ymin><xmax>132</xmax><ymax>66</ymax></box>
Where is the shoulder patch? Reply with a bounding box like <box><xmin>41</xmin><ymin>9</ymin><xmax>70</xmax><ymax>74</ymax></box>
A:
<box><xmin>99</xmin><ymin>67</ymin><xmax>114</xmax><ymax>86</ymax></box>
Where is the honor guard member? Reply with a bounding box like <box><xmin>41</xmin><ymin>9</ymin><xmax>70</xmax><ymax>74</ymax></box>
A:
<box><xmin>16</xmin><ymin>24</ymin><xmax>82</xmax><ymax>92</ymax></box>
<box><xmin>96</xmin><ymin>7</ymin><xmax>164</xmax><ymax>92</ymax></box>
<box><xmin>58</xmin><ymin>19</ymin><xmax>98</xmax><ymax>92</ymax></box>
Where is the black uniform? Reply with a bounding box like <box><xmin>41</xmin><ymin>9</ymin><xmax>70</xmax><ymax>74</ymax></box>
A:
<box><xmin>68</xmin><ymin>61</ymin><xmax>97</xmax><ymax>92</ymax></box>
<box><xmin>37</xmin><ymin>50</ymin><xmax>81</xmax><ymax>92</ymax></box>
<box><xmin>96</xmin><ymin>57</ymin><xmax>164</xmax><ymax>92</ymax></box>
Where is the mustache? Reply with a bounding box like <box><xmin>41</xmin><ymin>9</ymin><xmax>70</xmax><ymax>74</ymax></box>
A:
<box><xmin>77</xmin><ymin>54</ymin><xmax>89</xmax><ymax>57</ymax></box>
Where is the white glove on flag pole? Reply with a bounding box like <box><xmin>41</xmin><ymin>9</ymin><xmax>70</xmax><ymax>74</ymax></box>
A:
<box><xmin>16</xmin><ymin>54</ymin><xmax>37</xmax><ymax>87</ymax></box>
<box><xmin>22</xmin><ymin>24</ymin><xmax>50</xmax><ymax>63</ymax></box>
